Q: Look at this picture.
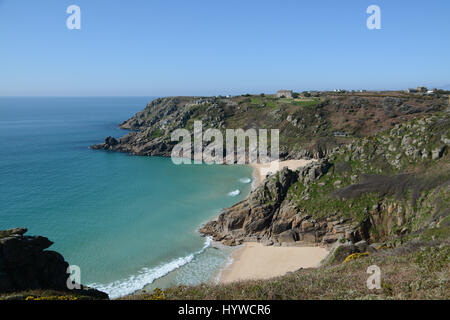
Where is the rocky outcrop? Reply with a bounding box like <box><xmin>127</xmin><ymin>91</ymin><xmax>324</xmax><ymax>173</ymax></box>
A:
<box><xmin>327</xmin><ymin>115</ymin><xmax>449</xmax><ymax>171</ymax></box>
<box><xmin>321</xmin><ymin>240</ymin><xmax>380</xmax><ymax>265</ymax></box>
<box><xmin>200</xmin><ymin>159</ymin><xmax>366</xmax><ymax>246</ymax></box>
<box><xmin>0</xmin><ymin>228</ymin><xmax>108</xmax><ymax>299</ymax></box>
<box><xmin>200</xmin><ymin>110</ymin><xmax>450</xmax><ymax>247</ymax></box>
<box><xmin>91</xmin><ymin>94</ymin><xmax>446</xmax><ymax>160</ymax></box>
<box><xmin>91</xmin><ymin>96</ymin><xmax>223</xmax><ymax>157</ymax></box>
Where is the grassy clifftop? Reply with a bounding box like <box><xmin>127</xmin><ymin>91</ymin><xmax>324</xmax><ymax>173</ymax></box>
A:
<box><xmin>92</xmin><ymin>91</ymin><xmax>448</xmax><ymax>159</ymax></box>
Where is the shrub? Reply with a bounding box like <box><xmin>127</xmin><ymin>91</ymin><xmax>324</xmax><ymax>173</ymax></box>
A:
<box><xmin>342</xmin><ymin>252</ymin><xmax>370</xmax><ymax>264</ymax></box>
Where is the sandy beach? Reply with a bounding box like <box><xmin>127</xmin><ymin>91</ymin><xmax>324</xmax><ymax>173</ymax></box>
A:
<box><xmin>251</xmin><ymin>159</ymin><xmax>316</xmax><ymax>188</ymax></box>
<box><xmin>219</xmin><ymin>242</ymin><xmax>329</xmax><ymax>283</ymax></box>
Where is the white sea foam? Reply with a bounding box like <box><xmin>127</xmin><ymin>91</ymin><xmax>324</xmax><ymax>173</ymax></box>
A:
<box><xmin>89</xmin><ymin>237</ymin><xmax>213</xmax><ymax>299</ymax></box>
<box><xmin>228</xmin><ymin>189</ymin><xmax>240</xmax><ymax>196</ymax></box>
<box><xmin>214</xmin><ymin>252</ymin><xmax>234</xmax><ymax>283</ymax></box>
<box><xmin>239</xmin><ymin>177</ymin><xmax>252</xmax><ymax>184</ymax></box>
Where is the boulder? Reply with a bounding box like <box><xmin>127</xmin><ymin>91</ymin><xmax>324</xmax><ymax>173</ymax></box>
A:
<box><xmin>0</xmin><ymin>228</ymin><xmax>27</xmax><ymax>238</ymax></box>
<box><xmin>300</xmin><ymin>220</ymin><xmax>315</xmax><ymax>232</ymax></box>
<box><xmin>298</xmin><ymin>159</ymin><xmax>330</xmax><ymax>185</ymax></box>
<box><xmin>355</xmin><ymin>240</ymin><xmax>370</xmax><ymax>252</ymax></box>
<box><xmin>328</xmin><ymin>244</ymin><xmax>358</xmax><ymax>264</ymax></box>
<box><xmin>105</xmin><ymin>136</ymin><xmax>118</xmax><ymax>146</ymax></box>
<box><xmin>431</xmin><ymin>145</ymin><xmax>446</xmax><ymax>160</ymax></box>
<box><xmin>272</xmin><ymin>221</ymin><xmax>292</xmax><ymax>235</ymax></box>
<box><xmin>301</xmin><ymin>232</ymin><xmax>317</xmax><ymax>243</ymax></box>
<box><xmin>277</xmin><ymin>230</ymin><xmax>298</xmax><ymax>243</ymax></box>
<box><xmin>0</xmin><ymin>228</ymin><xmax>108</xmax><ymax>299</ymax></box>
<box><xmin>321</xmin><ymin>233</ymin><xmax>341</xmax><ymax>244</ymax></box>
<box><xmin>244</xmin><ymin>216</ymin><xmax>272</xmax><ymax>233</ymax></box>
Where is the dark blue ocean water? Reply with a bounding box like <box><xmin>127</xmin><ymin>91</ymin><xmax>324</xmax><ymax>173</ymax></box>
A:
<box><xmin>0</xmin><ymin>97</ymin><xmax>252</xmax><ymax>298</ymax></box>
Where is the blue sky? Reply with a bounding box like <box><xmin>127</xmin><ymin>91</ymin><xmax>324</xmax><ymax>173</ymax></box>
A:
<box><xmin>0</xmin><ymin>0</ymin><xmax>449</xmax><ymax>96</ymax></box>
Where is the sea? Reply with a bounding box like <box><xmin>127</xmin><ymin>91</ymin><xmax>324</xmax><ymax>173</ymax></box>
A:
<box><xmin>0</xmin><ymin>97</ymin><xmax>253</xmax><ymax>298</ymax></box>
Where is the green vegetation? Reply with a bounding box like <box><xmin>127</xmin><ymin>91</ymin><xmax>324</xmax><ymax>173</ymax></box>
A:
<box><xmin>293</xmin><ymin>99</ymin><xmax>320</xmax><ymax>107</ymax></box>
<box><xmin>421</xmin><ymin>225</ymin><xmax>450</xmax><ymax>241</ymax></box>
<box><xmin>284</xmin><ymin>113</ymin><xmax>449</xmax><ymax>242</ymax></box>
<box><xmin>124</xmin><ymin>241</ymin><xmax>449</xmax><ymax>300</ymax></box>
<box><xmin>149</xmin><ymin>128</ymin><xmax>164</xmax><ymax>138</ymax></box>
<box><xmin>0</xmin><ymin>289</ymin><xmax>106</xmax><ymax>301</ymax></box>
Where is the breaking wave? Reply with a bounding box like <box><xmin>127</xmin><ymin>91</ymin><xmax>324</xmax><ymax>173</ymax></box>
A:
<box><xmin>227</xmin><ymin>189</ymin><xmax>241</xmax><ymax>196</ymax></box>
<box><xmin>89</xmin><ymin>237</ymin><xmax>213</xmax><ymax>299</ymax></box>
<box><xmin>239</xmin><ymin>177</ymin><xmax>252</xmax><ymax>184</ymax></box>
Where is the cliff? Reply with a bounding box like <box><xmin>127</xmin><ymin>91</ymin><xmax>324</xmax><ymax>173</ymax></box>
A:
<box><xmin>201</xmin><ymin>113</ymin><xmax>449</xmax><ymax>249</ymax></box>
<box><xmin>0</xmin><ymin>228</ymin><xmax>108</xmax><ymax>300</ymax></box>
<box><xmin>91</xmin><ymin>92</ymin><xmax>448</xmax><ymax>160</ymax></box>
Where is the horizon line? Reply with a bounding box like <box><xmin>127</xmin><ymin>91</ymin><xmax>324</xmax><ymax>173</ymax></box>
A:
<box><xmin>1</xmin><ymin>85</ymin><xmax>449</xmax><ymax>98</ymax></box>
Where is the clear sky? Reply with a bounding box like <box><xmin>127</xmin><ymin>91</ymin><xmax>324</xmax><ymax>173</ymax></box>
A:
<box><xmin>0</xmin><ymin>0</ymin><xmax>449</xmax><ymax>96</ymax></box>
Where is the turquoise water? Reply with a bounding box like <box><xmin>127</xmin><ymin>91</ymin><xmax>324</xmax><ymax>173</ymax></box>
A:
<box><xmin>0</xmin><ymin>97</ymin><xmax>252</xmax><ymax>298</ymax></box>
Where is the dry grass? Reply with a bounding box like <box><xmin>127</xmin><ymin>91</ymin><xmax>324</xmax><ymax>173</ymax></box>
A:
<box><xmin>124</xmin><ymin>240</ymin><xmax>449</xmax><ymax>300</ymax></box>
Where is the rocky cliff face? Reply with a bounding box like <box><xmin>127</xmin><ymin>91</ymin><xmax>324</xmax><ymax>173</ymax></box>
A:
<box><xmin>91</xmin><ymin>97</ymin><xmax>219</xmax><ymax>157</ymax></box>
<box><xmin>91</xmin><ymin>93</ymin><xmax>448</xmax><ymax>160</ymax></box>
<box><xmin>201</xmin><ymin>113</ymin><xmax>450</xmax><ymax>248</ymax></box>
<box><xmin>200</xmin><ymin>160</ymin><xmax>368</xmax><ymax>246</ymax></box>
<box><xmin>0</xmin><ymin>228</ymin><xmax>108</xmax><ymax>299</ymax></box>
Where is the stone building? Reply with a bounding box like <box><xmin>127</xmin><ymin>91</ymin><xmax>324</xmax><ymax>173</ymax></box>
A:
<box><xmin>276</xmin><ymin>90</ymin><xmax>293</xmax><ymax>98</ymax></box>
<box><xmin>417</xmin><ymin>86</ymin><xmax>428</xmax><ymax>93</ymax></box>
